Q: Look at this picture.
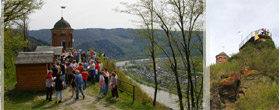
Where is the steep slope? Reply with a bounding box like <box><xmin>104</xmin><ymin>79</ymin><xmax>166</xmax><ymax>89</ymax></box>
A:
<box><xmin>210</xmin><ymin>35</ymin><xmax>279</xmax><ymax>110</ymax></box>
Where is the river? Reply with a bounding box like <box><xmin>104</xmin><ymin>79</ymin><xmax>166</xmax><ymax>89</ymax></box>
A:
<box><xmin>116</xmin><ymin>60</ymin><xmax>180</xmax><ymax>110</ymax></box>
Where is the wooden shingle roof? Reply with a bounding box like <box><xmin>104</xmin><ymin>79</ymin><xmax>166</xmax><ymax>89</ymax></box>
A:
<box><xmin>15</xmin><ymin>51</ymin><xmax>54</xmax><ymax>64</ymax></box>
<box><xmin>35</xmin><ymin>46</ymin><xmax>63</xmax><ymax>56</ymax></box>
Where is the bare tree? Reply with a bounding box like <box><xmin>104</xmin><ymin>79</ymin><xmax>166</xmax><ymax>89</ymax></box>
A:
<box><xmin>120</xmin><ymin>0</ymin><xmax>159</xmax><ymax>106</ymax></box>
<box><xmin>3</xmin><ymin>0</ymin><xmax>43</xmax><ymax>29</ymax></box>
<box><xmin>166</xmin><ymin>0</ymin><xmax>203</xmax><ymax>109</ymax></box>
<box><xmin>121</xmin><ymin>0</ymin><xmax>204</xmax><ymax>109</ymax></box>
<box><xmin>152</xmin><ymin>3</ymin><xmax>185</xmax><ymax>108</ymax></box>
<box><xmin>16</xmin><ymin>16</ymin><xmax>29</xmax><ymax>52</ymax></box>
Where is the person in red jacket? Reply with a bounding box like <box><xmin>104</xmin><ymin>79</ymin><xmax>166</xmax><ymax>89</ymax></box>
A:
<box><xmin>95</xmin><ymin>61</ymin><xmax>100</xmax><ymax>82</ymax></box>
<box><xmin>81</xmin><ymin>69</ymin><xmax>89</xmax><ymax>90</ymax></box>
<box><xmin>90</xmin><ymin>50</ymin><xmax>94</xmax><ymax>57</ymax></box>
<box><xmin>46</xmin><ymin>70</ymin><xmax>54</xmax><ymax>101</ymax></box>
<box><xmin>77</xmin><ymin>63</ymin><xmax>85</xmax><ymax>73</ymax></box>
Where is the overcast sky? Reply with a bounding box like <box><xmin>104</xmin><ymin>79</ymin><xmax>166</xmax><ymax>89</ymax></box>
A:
<box><xmin>28</xmin><ymin>0</ymin><xmax>138</xmax><ymax>30</ymax></box>
<box><xmin>207</xmin><ymin>0</ymin><xmax>279</xmax><ymax>66</ymax></box>
<box><xmin>28</xmin><ymin>0</ymin><xmax>279</xmax><ymax>65</ymax></box>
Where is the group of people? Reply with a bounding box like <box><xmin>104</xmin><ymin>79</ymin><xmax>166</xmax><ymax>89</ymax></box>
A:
<box><xmin>260</xmin><ymin>28</ymin><xmax>270</xmax><ymax>36</ymax></box>
<box><xmin>45</xmin><ymin>49</ymin><xmax>118</xmax><ymax>104</ymax></box>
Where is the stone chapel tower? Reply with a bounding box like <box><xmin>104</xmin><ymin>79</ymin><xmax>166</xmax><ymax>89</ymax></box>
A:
<box><xmin>216</xmin><ymin>52</ymin><xmax>229</xmax><ymax>64</ymax></box>
<box><xmin>51</xmin><ymin>17</ymin><xmax>73</xmax><ymax>50</ymax></box>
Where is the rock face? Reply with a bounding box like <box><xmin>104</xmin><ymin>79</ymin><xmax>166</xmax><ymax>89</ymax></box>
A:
<box><xmin>218</xmin><ymin>68</ymin><xmax>258</xmax><ymax>109</ymax></box>
<box><xmin>219</xmin><ymin>73</ymin><xmax>241</xmax><ymax>104</ymax></box>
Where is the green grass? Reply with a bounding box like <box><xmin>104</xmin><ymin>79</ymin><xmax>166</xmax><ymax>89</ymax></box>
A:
<box><xmin>101</xmin><ymin>59</ymin><xmax>167</xmax><ymax>109</ymax></box>
<box><xmin>4</xmin><ymin>74</ymin><xmax>17</xmax><ymax>93</ymax></box>
<box><xmin>4</xmin><ymin>89</ymin><xmax>48</xmax><ymax>110</ymax></box>
<box><xmin>87</xmin><ymin>83</ymin><xmax>158</xmax><ymax>110</ymax></box>
<box><xmin>234</xmin><ymin>77</ymin><xmax>279</xmax><ymax>110</ymax></box>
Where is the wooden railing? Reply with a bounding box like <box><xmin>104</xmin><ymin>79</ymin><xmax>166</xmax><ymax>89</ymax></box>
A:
<box><xmin>117</xmin><ymin>79</ymin><xmax>136</xmax><ymax>104</ymax></box>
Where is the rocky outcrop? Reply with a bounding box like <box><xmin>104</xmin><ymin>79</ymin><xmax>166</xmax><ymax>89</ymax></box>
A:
<box><xmin>218</xmin><ymin>68</ymin><xmax>258</xmax><ymax>109</ymax></box>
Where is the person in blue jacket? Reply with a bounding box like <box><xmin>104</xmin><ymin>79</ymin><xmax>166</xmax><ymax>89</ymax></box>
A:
<box><xmin>74</xmin><ymin>70</ymin><xmax>85</xmax><ymax>99</ymax></box>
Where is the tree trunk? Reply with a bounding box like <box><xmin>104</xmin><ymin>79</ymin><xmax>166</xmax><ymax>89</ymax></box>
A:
<box><xmin>174</xmin><ymin>69</ymin><xmax>184</xmax><ymax>110</ymax></box>
<box><xmin>152</xmin><ymin>55</ymin><xmax>158</xmax><ymax>106</ymax></box>
<box><xmin>151</xmin><ymin>0</ymin><xmax>158</xmax><ymax>106</ymax></box>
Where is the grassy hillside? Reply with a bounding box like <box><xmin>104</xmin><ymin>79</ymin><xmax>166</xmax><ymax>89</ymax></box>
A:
<box><xmin>96</xmin><ymin>59</ymin><xmax>167</xmax><ymax>109</ymax></box>
<box><xmin>210</xmin><ymin>36</ymin><xmax>279</xmax><ymax>110</ymax></box>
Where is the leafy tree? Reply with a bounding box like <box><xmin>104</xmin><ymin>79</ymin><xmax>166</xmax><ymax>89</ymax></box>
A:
<box><xmin>4</xmin><ymin>27</ymin><xmax>28</xmax><ymax>90</ymax></box>
<box><xmin>3</xmin><ymin>0</ymin><xmax>43</xmax><ymax>90</ymax></box>
<box><xmin>3</xmin><ymin>0</ymin><xmax>43</xmax><ymax>29</ymax></box>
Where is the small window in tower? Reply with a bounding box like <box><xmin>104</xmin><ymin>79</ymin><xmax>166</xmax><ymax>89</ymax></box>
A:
<box><xmin>61</xmin><ymin>33</ymin><xmax>66</xmax><ymax>37</ymax></box>
<box><xmin>68</xmin><ymin>41</ymin><xmax>71</xmax><ymax>47</ymax></box>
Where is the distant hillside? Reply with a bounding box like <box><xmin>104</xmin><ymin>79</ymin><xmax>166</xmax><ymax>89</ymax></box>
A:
<box><xmin>28</xmin><ymin>28</ymin><xmax>202</xmax><ymax>60</ymax></box>
<box><xmin>26</xmin><ymin>36</ymin><xmax>50</xmax><ymax>52</ymax></box>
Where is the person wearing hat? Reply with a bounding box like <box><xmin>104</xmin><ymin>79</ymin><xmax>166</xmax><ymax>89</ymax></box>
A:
<box><xmin>46</xmin><ymin>70</ymin><xmax>54</xmax><ymax>101</ymax></box>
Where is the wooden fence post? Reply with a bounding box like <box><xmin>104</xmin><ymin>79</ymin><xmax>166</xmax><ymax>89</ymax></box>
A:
<box><xmin>133</xmin><ymin>85</ymin><xmax>135</xmax><ymax>104</ymax></box>
<box><xmin>117</xmin><ymin>79</ymin><xmax>136</xmax><ymax>104</ymax></box>
<box><xmin>120</xmin><ymin>79</ymin><xmax>122</xmax><ymax>90</ymax></box>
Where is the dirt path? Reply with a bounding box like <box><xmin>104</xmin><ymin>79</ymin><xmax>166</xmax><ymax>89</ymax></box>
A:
<box><xmin>35</xmin><ymin>86</ymin><xmax>120</xmax><ymax>110</ymax></box>
<box><xmin>34</xmin><ymin>55</ymin><xmax>120</xmax><ymax>110</ymax></box>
